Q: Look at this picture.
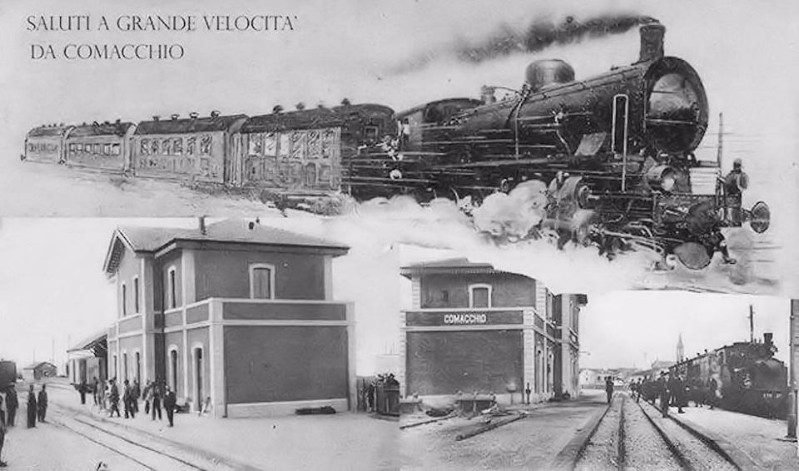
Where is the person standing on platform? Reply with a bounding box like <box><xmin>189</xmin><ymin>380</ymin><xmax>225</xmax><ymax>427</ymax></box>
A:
<box><xmin>143</xmin><ymin>380</ymin><xmax>152</xmax><ymax>415</ymax></box>
<box><xmin>92</xmin><ymin>377</ymin><xmax>99</xmax><ymax>406</ymax></box>
<box><xmin>658</xmin><ymin>372</ymin><xmax>670</xmax><ymax>417</ymax></box>
<box><xmin>37</xmin><ymin>385</ymin><xmax>48</xmax><ymax>423</ymax></box>
<box><xmin>4</xmin><ymin>386</ymin><xmax>17</xmax><ymax>427</ymax></box>
<box><xmin>707</xmin><ymin>377</ymin><xmax>718</xmax><ymax>409</ymax></box>
<box><xmin>79</xmin><ymin>379</ymin><xmax>87</xmax><ymax>405</ymax></box>
<box><xmin>108</xmin><ymin>379</ymin><xmax>121</xmax><ymax>418</ymax></box>
<box><xmin>151</xmin><ymin>382</ymin><xmax>162</xmax><ymax>421</ymax></box>
<box><xmin>132</xmin><ymin>380</ymin><xmax>141</xmax><ymax>413</ymax></box>
<box><xmin>604</xmin><ymin>376</ymin><xmax>614</xmax><ymax>404</ymax></box>
<box><xmin>0</xmin><ymin>395</ymin><xmax>7</xmax><ymax>467</ymax></box>
<box><xmin>122</xmin><ymin>380</ymin><xmax>134</xmax><ymax>419</ymax></box>
<box><xmin>163</xmin><ymin>386</ymin><xmax>177</xmax><ymax>427</ymax></box>
<box><xmin>669</xmin><ymin>373</ymin><xmax>685</xmax><ymax>414</ymax></box>
<box><xmin>26</xmin><ymin>385</ymin><xmax>37</xmax><ymax>428</ymax></box>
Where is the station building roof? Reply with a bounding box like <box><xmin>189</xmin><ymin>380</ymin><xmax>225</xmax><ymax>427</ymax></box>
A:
<box><xmin>103</xmin><ymin>219</ymin><xmax>349</xmax><ymax>275</ymax></box>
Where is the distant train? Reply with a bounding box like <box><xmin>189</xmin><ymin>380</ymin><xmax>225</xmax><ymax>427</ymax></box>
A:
<box><xmin>670</xmin><ymin>333</ymin><xmax>787</xmax><ymax>419</ymax></box>
<box><xmin>23</xmin><ymin>23</ymin><xmax>771</xmax><ymax>269</ymax></box>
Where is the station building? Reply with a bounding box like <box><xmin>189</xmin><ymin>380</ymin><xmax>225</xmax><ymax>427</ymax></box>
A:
<box><xmin>96</xmin><ymin>218</ymin><xmax>354</xmax><ymax>417</ymax></box>
<box><xmin>399</xmin><ymin>259</ymin><xmax>586</xmax><ymax>405</ymax></box>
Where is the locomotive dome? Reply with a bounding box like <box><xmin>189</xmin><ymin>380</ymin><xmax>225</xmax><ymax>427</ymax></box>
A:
<box><xmin>525</xmin><ymin>59</ymin><xmax>575</xmax><ymax>92</ymax></box>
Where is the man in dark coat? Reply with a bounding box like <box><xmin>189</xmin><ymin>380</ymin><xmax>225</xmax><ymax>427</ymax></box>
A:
<box><xmin>668</xmin><ymin>374</ymin><xmax>685</xmax><ymax>414</ymax></box>
<box><xmin>657</xmin><ymin>373</ymin><xmax>670</xmax><ymax>417</ymax></box>
<box><xmin>37</xmin><ymin>385</ymin><xmax>48</xmax><ymax>422</ymax></box>
<box><xmin>604</xmin><ymin>376</ymin><xmax>614</xmax><ymax>404</ymax></box>
<box><xmin>123</xmin><ymin>380</ymin><xmax>135</xmax><ymax>419</ymax></box>
<box><xmin>163</xmin><ymin>386</ymin><xmax>177</xmax><ymax>427</ymax></box>
<box><xmin>0</xmin><ymin>395</ymin><xmax>7</xmax><ymax>467</ymax></box>
<box><xmin>26</xmin><ymin>385</ymin><xmax>37</xmax><ymax>428</ymax></box>
<box><xmin>108</xmin><ymin>379</ymin><xmax>121</xmax><ymax>418</ymax></box>
<box><xmin>707</xmin><ymin>377</ymin><xmax>718</xmax><ymax>409</ymax></box>
<box><xmin>92</xmin><ymin>377</ymin><xmax>99</xmax><ymax>406</ymax></box>
<box><xmin>79</xmin><ymin>379</ymin><xmax>87</xmax><ymax>405</ymax></box>
<box><xmin>151</xmin><ymin>382</ymin><xmax>162</xmax><ymax>421</ymax></box>
<box><xmin>5</xmin><ymin>386</ymin><xmax>17</xmax><ymax>427</ymax></box>
<box><xmin>131</xmin><ymin>380</ymin><xmax>141</xmax><ymax>413</ymax></box>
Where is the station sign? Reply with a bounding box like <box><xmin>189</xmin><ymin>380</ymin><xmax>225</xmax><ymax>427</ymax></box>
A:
<box><xmin>405</xmin><ymin>310</ymin><xmax>524</xmax><ymax>327</ymax></box>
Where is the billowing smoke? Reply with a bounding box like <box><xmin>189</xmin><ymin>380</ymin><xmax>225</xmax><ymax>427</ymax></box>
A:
<box><xmin>393</xmin><ymin>13</ymin><xmax>657</xmax><ymax>74</ymax></box>
<box><xmin>472</xmin><ymin>180</ymin><xmax>548</xmax><ymax>240</ymax></box>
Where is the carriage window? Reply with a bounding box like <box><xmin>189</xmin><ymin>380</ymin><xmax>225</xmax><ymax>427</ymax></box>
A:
<box><xmin>173</xmin><ymin>138</ymin><xmax>182</xmax><ymax>155</ymax></box>
<box><xmin>364</xmin><ymin>126</ymin><xmax>379</xmax><ymax>144</ymax></box>
<box><xmin>69</xmin><ymin>143</ymin><xmax>76</xmax><ymax>152</ymax></box>
<box><xmin>186</xmin><ymin>137</ymin><xmax>196</xmax><ymax>155</ymax></box>
<box><xmin>140</xmin><ymin>139</ymin><xmax>149</xmax><ymax>155</ymax></box>
<box><xmin>200</xmin><ymin>135</ymin><xmax>212</xmax><ymax>155</ymax></box>
<box><xmin>112</xmin><ymin>144</ymin><xmax>121</xmax><ymax>155</ymax></box>
<box><xmin>151</xmin><ymin>139</ymin><xmax>160</xmax><ymax>155</ymax></box>
<box><xmin>104</xmin><ymin>144</ymin><xmax>111</xmax><ymax>155</ymax></box>
<box><xmin>250</xmin><ymin>264</ymin><xmax>275</xmax><ymax>299</ymax></box>
<box><xmin>163</xmin><ymin>139</ymin><xmax>172</xmax><ymax>155</ymax></box>
<box><xmin>469</xmin><ymin>284</ymin><xmax>492</xmax><ymax>308</ymax></box>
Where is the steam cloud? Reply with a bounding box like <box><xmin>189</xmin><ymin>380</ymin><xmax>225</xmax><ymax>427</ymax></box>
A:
<box><xmin>394</xmin><ymin>13</ymin><xmax>658</xmax><ymax>73</ymax></box>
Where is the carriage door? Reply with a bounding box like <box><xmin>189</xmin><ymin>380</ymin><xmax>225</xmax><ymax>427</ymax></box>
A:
<box><xmin>611</xmin><ymin>94</ymin><xmax>630</xmax><ymax>190</ymax></box>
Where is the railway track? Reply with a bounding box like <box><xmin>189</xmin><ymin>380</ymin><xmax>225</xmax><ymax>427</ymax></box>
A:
<box><xmin>573</xmin><ymin>393</ymin><xmax>737</xmax><ymax>471</ymax></box>
<box><xmin>48</xmin><ymin>405</ymin><xmax>244</xmax><ymax>471</ymax></box>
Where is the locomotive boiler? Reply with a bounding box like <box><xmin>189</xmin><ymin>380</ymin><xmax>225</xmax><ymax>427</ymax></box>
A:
<box><xmin>364</xmin><ymin>23</ymin><xmax>770</xmax><ymax>268</ymax></box>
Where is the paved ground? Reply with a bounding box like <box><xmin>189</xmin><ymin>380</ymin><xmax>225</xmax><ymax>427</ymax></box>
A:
<box><xmin>400</xmin><ymin>390</ymin><xmax>607</xmax><ymax>470</ymax></box>
<box><xmin>30</xmin><ymin>380</ymin><xmax>399</xmax><ymax>471</ymax></box>
<box><xmin>673</xmin><ymin>405</ymin><xmax>799</xmax><ymax>470</ymax></box>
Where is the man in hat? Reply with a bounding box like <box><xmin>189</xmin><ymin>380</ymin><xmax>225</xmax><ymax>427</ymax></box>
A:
<box><xmin>37</xmin><ymin>384</ymin><xmax>48</xmax><ymax>423</ymax></box>
<box><xmin>657</xmin><ymin>372</ymin><xmax>670</xmax><ymax>417</ymax></box>
<box><xmin>4</xmin><ymin>386</ymin><xmax>17</xmax><ymax>427</ymax></box>
<box><xmin>26</xmin><ymin>385</ymin><xmax>37</xmax><ymax>428</ymax></box>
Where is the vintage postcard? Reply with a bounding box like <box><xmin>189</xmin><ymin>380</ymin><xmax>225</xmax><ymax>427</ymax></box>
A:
<box><xmin>0</xmin><ymin>0</ymin><xmax>797</xmax><ymax>469</ymax></box>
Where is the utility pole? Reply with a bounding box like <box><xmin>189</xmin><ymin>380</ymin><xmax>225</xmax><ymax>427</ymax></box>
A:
<box><xmin>750</xmin><ymin>305</ymin><xmax>755</xmax><ymax>343</ymax></box>
<box><xmin>788</xmin><ymin>301</ymin><xmax>798</xmax><ymax>441</ymax></box>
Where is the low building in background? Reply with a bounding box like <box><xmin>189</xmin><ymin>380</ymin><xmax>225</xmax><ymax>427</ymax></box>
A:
<box><xmin>22</xmin><ymin>361</ymin><xmax>58</xmax><ymax>381</ymax></box>
<box><xmin>399</xmin><ymin>258</ymin><xmax>586</xmax><ymax>405</ymax></box>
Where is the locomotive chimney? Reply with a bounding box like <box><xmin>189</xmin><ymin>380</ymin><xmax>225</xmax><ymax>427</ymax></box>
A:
<box><xmin>764</xmin><ymin>332</ymin><xmax>773</xmax><ymax>346</ymax></box>
<box><xmin>210</xmin><ymin>110</ymin><xmax>221</xmax><ymax>118</ymax></box>
<box><xmin>639</xmin><ymin>23</ymin><xmax>665</xmax><ymax>62</ymax></box>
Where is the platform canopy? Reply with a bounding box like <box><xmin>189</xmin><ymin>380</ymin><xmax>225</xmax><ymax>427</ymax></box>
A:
<box><xmin>67</xmin><ymin>329</ymin><xmax>108</xmax><ymax>357</ymax></box>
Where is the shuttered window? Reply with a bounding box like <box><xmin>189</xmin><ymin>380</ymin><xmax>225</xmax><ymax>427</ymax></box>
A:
<box><xmin>250</xmin><ymin>264</ymin><xmax>275</xmax><ymax>299</ymax></box>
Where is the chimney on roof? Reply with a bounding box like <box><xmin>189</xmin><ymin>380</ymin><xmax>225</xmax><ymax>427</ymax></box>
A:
<box><xmin>764</xmin><ymin>332</ymin><xmax>773</xmax><ymax>346</ymax></box>
<box><xmin>171</xmin><ymin>114</ymin><xmax>179</xmax><ymax>120</ymax></box>
<box><xmin>153</xmin><ymin>115</ymin><xmax>160</xmax><ymax>122</ymax></box>
<box><xmin>210</xmin><ymin>110</ymin><xmax>220</xmax><ymax>118</ymax></box>
<box><xmin>104</xmin><ymin>121</ymin><xmax>110</xmax><ymax>125</ymax></box>
<box><xmin>115</xmin><ymin>119</ymin><xmax>121</xmax><ymax>124</ymax></box>
<box><xmin>92</xmin><ymin>121</ymin><xmax>99</xmax><ymax>126</ymax></box>
<box><xmin>248</xmin><ymin>221</ymin><xmax>255</xmax><ymax>230</ymax></box>
<box><xmin>272</xmin><ymin>105</ymin><xmax>283</xmax><ymax>114</ymax></box>
<box><xmin>198</xmin><ymin>216</ymin><xmax>207</xmax><ymax>235</ymax></box>
<box><xmin>189</xmin><ymin>112</ymin><xmax>199</xmax><ymax>119</ymax></box>
<box><xmin>295</xmin><ymin>102</ymin><xmax>306</xmax><ymax>111</ymax></box>
<box><xmin>340</xmin><ymin>98</ymin><xmax>351</xmax><ymax>106</ymax></box>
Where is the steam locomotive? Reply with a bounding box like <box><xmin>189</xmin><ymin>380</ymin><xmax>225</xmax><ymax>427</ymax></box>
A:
<box><xmin>348</xmin><ymin>23</ymin><xmax>770</xmax><ymax>268</ymax></box>
<box><xmin>670</xmin><ymin>333</ymin><xmax>787</xmax><ymax>419</ymax></box>
<box><xmin>23</xmin><ymin>23</ymin><xmax>770</xmax><ymax>269</ymax></box>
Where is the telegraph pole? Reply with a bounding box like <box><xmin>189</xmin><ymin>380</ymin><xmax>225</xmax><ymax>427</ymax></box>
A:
<box><xmin>749</xmin><ymin>305</ymin><xmax>754</xmax><ymax>343</ymax></box>
<box><xmin>788</xmin><ymin>300</ymin><xmax>797</xmax><ymax>440</ymax></box>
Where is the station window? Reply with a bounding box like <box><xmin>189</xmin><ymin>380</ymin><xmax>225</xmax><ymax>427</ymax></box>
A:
<box><xmin>468</xmin><ymin>284</ymin><xmax>492</xmax><ymax>308</ymax></box>
<box><xmin>249</xmin><ymin>264</ymin><xmax>275</xmax><ymax>299</ymax></box>
<box><xmin>121</xmin><ymin>283</ymin><xmax>127</xmax><ymax>316</ymax></box>
<box><xmin>169</xmin><ymin>349</ymin><xmax>179</xmax><ymax>391</ymax></box>
<box><xmin>133</xmin><ymin>276</ymin><xmax>140</xmax><ymax>313</ymax></box>
<box><xmin>168</xmin><ymin>267</ymin><xmax>177</xmax><ymax>309</ymax></box>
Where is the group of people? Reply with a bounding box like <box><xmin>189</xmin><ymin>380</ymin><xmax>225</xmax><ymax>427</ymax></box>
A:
<box><xmin>79</xmin><ymin>377</ymin><xmax>179</xmax><ymax>427</ymax></box>
<box><xmin>0</xmin><ymin>383</ymin><xmax>49</xmax><ymax>468</ymax></box>
<box><xmin>629</xmin><ymin>372</ymin><xmax>719</xmax><ymax>416</ymax></box>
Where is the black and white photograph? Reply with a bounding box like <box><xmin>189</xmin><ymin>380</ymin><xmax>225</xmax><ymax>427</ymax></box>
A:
<box><xmin>0</xmin><ymin>0</ymin><xmax>798</xmax><ymax>469</ymax></box>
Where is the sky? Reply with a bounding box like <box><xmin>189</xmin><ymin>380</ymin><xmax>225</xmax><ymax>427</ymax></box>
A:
<box><xmin>0</xmin><ymin>1</ymin><xmax>798</xmax><ymax>371</ymax></box>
